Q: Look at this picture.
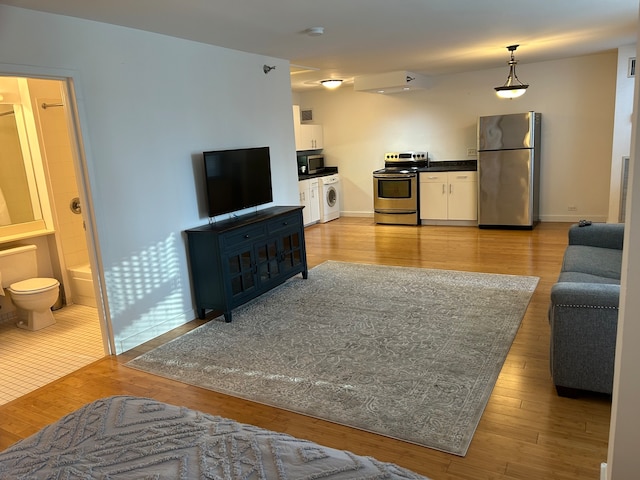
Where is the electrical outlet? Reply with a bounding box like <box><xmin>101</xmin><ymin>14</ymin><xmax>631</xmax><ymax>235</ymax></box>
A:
<box><xmin>568</xmin><ymin>205</ymin><xmax>577</xmax><ymax>211</ymax></box>
<box><xmin>467</xmin><ymin>148</ymin><xmax>477</xmax><ymax>156</ymax></box>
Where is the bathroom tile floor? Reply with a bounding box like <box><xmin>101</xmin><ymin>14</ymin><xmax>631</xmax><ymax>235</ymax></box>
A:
<box><xmin>0</xmin><ymin>304</ymin><xmax>105</xmax><ymax>405</ymax></box>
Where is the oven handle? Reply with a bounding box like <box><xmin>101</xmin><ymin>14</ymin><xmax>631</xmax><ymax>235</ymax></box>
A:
<box><xmin>373</xmin><ymin>174</ymin><xmax>416</xmax><ymax>179</ymax></box>
<box><xmin>375</xmin><ymin>209</ymin><xmax>417</xmax><ymax>215</ymax></box>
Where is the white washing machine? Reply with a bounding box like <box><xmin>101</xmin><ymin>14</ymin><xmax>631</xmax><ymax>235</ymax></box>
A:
<box><xmin>318</xmin><ymin>174</ymin><xmax>341</xmax><ymax>223</ymax></box>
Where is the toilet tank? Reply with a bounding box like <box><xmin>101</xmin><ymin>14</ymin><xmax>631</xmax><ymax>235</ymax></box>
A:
<box><xmin>0</xmin><ymin>245</ymin><xmax>38</xmax><ymax>287</ymax></box>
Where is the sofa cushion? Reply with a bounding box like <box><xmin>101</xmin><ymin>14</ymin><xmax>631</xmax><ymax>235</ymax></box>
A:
<box><xmin>562</xmin><ymin>245</ymin><xmax>622</xmax><ymax>280</ymax></box>
<box><xmin>568</xmin><ymin>223</ymin><xmax>624</xmax><ymax>249</ymax></box>
<box><xmin>557</xmin><ymin>270</ymin><xmax>620</xmax><ymax>285</ymax></box>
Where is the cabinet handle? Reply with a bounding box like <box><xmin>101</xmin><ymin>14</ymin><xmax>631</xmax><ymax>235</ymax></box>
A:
<box><xmin>457</xmin><ymin>175</ymin><xmax>468</xmax><ymax>179</ymax></box>
<box><xmin>244</xmin><ymin>234</ymin><xmax>250</xmax><ymax>239</ymax></box>
<box><xmin>282</xmin><ymin>221</ymin><xmax>288</xmax><ymax>225</ymax></box>
<box><xmin>442</xmin><ymin>184</ymin><xmax>445</xmax><ymax>194</ymax></box>
<box><xmin>449</xmin><ymin>185</ymin><xmax>453</xmax><ymax>194</ymax></box>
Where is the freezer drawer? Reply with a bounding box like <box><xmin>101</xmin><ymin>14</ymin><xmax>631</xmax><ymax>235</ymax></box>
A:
<box><xmin>478</xmin><ymin>149</ymin><xmax>536</xmax><ymax>227</ymax></box>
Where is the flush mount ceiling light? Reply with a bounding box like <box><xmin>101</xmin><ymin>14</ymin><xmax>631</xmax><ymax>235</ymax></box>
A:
<box><xmin>321</xmin><ymin>79</ymin><xmax>343</xmax><ymax>89</ymax></box>
<box><xmin>494</xmin><ymin>45</ymin><xmax>529</xmax><ymax>99</ymax></box>
<box><xmin>305</xmin><ymin>26</ymin><xmax>325</xmax><ymax>36</ymax></box>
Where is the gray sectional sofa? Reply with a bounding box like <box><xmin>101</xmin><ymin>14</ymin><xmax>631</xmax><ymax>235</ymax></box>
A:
<box><xmin>548</xmin><ymin>222</ymin><xmax>624</xmax><ymax>396</ymax></box>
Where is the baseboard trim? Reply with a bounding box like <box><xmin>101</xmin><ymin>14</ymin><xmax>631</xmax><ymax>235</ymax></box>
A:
<box><xmin>342</xmin><ymin>212</ymin><xmax>609</xmax><ymax>223</ymax></box>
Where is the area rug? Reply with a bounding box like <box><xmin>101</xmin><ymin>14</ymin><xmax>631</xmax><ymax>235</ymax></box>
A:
<box><xmin>127</xmin><ymin>261</ymin><xmax>538</xmax><ymax>456</ymax></box>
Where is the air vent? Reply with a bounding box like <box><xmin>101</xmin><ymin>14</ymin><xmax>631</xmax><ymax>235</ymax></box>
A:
<box><xmin>628</xmin><ymin>57</ymin><xmax>636</xmax><ymax>78</ymax></box>
<box><xmin>300</xmin><ymin>108</ymin><xmax>313</xmax><ymax>123</ymax></box>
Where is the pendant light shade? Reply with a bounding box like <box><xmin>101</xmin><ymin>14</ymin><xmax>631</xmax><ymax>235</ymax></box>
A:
<box><xmin>321</xmin><ymin>79</ymin><xmax>343</xmax><ymax>89</ymax></box>
<box><xmin>494</xmin><ymin>45</ymin><xmax>529</xmax><ymax>99</ymax></box>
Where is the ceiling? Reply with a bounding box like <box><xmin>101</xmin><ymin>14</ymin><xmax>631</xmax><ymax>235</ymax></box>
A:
<box><xmin>1</xmin><ymin>0</ymin><xmax>638</xmax><ymax>91</ymax></box>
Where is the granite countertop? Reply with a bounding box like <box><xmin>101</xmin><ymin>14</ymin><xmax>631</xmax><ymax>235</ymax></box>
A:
<box><xmin>419</xmin><ymin>160</ymin><xmax>477</xmax><ymax>172</ymax></box>
<box><xmin>298</xmin><ymin>166</ymin><xmax>339</xmax><ymax>181</ymax></box>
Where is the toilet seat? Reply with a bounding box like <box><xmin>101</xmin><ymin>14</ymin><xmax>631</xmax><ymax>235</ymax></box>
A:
<box><xmin>9</xmin><ymin>278</ymin><xmax>60</xmax><ymax>294</ymax></box>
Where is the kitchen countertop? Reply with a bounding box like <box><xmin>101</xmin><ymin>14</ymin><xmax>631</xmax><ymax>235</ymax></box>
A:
<box><xmin>298</xmin><ymin>166</ymin><xmax>339</xmax><ymax>181</ymax></box>
<box><xmin>419</xmin><ymin>160</ymin><xmax>477</xmax><ymax>172</ymax></box>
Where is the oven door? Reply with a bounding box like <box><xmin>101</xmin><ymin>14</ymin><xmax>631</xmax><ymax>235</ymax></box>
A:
<box><xmin>373</xmin><ymin>173</ymin><xmax>418</xmax><ymax>212</ymax></box>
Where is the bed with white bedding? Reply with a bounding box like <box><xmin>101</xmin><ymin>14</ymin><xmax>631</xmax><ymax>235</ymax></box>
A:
<box><xmin>0</xmin><ymin>395</ymin><xmax>430</xmax><ymax>479</ymax></box>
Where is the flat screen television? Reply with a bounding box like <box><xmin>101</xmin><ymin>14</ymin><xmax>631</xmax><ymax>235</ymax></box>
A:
<box><xmin>203</xmin><ymin>146</ymin><xmax>273</xmax><ymax>217</ymax></box>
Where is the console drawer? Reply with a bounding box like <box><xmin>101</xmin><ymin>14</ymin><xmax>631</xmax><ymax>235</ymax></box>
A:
<box><xmin>267</xmin><ymin>212</ymin><xmax>301</xmax><ymax>234</ymax></box>
<box><xmin>220</xmin><ymin>224</ymin><xmax>266</xmax><ymax>250</ymax></box>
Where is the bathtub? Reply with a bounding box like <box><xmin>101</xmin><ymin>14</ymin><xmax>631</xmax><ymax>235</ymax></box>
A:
<box><xmin>67</xmin><ymin>264</ymin><xmax>96</xmax><ymax>307</ymax></box>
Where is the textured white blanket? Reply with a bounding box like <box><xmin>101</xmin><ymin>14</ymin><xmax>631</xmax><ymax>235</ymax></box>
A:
<box><xmin>0</xmin><ymin>395</ymin><xmax>429</xmax><ymax>479</ymax></box>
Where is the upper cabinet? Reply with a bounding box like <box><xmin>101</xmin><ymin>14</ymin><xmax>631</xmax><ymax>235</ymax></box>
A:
<box><xmin>293</xmin><ymin>105</ymin><xmax>323</xmax><ymax>151</ymax></box>
<box><xmin>298</xmin><ymin>124</ymin><xmax>323</xmax><ymax>150</ymax></box>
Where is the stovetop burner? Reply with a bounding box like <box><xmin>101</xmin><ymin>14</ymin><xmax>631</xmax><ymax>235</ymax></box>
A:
<box><xmin>373</xmin><ymin>166</ymin><xmax>421</xmax><ymax>174</ymax></box>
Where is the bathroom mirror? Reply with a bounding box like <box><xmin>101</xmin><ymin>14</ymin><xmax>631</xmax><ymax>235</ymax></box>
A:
<box><xmin>0</xmin><ymin>103</ymin><xmax>45</xmax><ymax>237</ymax></box>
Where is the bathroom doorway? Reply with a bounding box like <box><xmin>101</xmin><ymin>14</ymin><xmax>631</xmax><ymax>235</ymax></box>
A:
<box><xmin>0</xmin><ymin>74</ymin><xmax>110</xmax><ymax>404</ymax></box>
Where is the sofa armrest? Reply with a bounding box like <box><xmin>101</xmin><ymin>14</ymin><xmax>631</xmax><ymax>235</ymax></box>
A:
<box><xmin>549</xmin><ymin>282</ymin><xmax>619</xmax><ymax>395</ymax></box>
<box><xmin>550</xmin><ymin>281</ymin><xmax>620</xmax><ymax>308</ymax></box>
<box><xmin>568</xmin><ymin>223</ymin><xmax>624</xmax><ymax>250</ymax></box>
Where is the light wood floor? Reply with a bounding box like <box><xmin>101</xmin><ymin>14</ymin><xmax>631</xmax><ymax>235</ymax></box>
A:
<box><xmin>0</xmin><ymin>218</ymin><xmax>611</xmax><ymax>479</ymax></box>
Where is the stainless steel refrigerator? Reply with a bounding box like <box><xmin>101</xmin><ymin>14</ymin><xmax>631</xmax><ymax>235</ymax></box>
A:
<box><xmin>477</xmin><ymin>112</ymin><xmax>541</xmax><ymax>228</ymax></box>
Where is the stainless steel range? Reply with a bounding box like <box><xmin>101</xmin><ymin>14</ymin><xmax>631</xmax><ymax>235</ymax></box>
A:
<box><xmin>373</xmin><ymin>151</ymin><xmax>428</xmax><ymax>225</ymax></box>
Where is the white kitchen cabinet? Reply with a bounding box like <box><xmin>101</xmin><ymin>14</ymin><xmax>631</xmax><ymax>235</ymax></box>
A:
<box><xmin>299</xmin><ymin>178</ymin><xmax>321</xmax><ymax>226</ymax></box>
<box><xmin>292</xmin><ymin>105</ymin><xmax>323</xmax><ymax>151</ymax></box>
<box><xmin>420</xmin><ymin>172</ymin><xmax>448</xmax><ymax>220</ymax></box>
<box><xmin>420</xmin><ymin>171</ymin><xmax>477</xmax><ymax>224</ymax></box>
<box><xmin>308</xmin><ymin>178</ymin><xmax>320</xmax><ymax>224</ymax></box>
<box><xmin>299</xmin><ymin>179</ymin><xmax>311</xmax><ymax>225</ymax></box>
<box><xmin>297</xmin><ymin>124</ymin><xmax>323</xmax><ymax>150</ymax></box>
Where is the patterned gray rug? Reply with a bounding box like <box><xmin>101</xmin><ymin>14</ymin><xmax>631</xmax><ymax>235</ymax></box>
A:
<box><xmin>127</xmin><ymin>261</ymin><xmax>538</xmax><ymax>456</ymax></box>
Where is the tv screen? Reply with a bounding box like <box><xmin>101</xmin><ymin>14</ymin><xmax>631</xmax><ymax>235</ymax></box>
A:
<box><xmin>203</xmin><ymin>146</ymin><xmax>273</xmax><ymax>217</ymax></box>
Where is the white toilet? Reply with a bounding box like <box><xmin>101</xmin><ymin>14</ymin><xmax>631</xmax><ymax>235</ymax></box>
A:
<box><xmin>0</xmin><ymin>245</ymin><xmax>60</xmax><ymax>331</ymax></box>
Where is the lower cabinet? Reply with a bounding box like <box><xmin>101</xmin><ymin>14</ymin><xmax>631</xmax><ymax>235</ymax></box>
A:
<box><xmin>299</xmin><ymin>178</ymin><xmax>320</xmax><ymax>226</ymax></box>
<box><xmin>420</xmin><ymin>171</ymin><xmax>477</xmax><ymax>223</ymax></box>
<box><xmin>185</xmin><ymin>206</ymin><xmax>308</xmax><ymax>322</ymax></box>
<box><xmin>309</xmin><ymin>179</ymin><xmax>320</xmax><ymax>223</ymax></box>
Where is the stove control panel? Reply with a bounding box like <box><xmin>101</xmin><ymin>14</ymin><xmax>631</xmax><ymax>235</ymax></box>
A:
<box><xmin>384</xmin><ymin>151</ymin><xmax>428</xmax><ymax>162</ymax></box>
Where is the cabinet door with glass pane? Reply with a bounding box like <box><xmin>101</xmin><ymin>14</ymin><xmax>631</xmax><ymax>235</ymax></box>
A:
<box><xmin>225</xmin><ymin>246</ymin><xmax>258</xmax><ymax>300</ymax></box>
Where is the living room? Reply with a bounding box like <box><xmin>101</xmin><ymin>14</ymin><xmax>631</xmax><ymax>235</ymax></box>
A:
<box><xmin>0</xmin><ymin>2</ymin><xmax>639</xmax><ymax>478</ymax></box>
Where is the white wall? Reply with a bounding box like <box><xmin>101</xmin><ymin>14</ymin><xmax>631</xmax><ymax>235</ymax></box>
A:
<box><xmin>0</xmin><ymin>5</ymin><xmax>298</xmax><ymax>353</ymax></box>
<box><xmin>608</xmin><ymin>45</ymin><xmax>637</xmax><ymax>223</ymax></box>
<box><xmin>295</xmin><ymin>52</ymin><xmax>618</xmax><ymax>222</ymax></box>
<box><xmin>607</xmin><ymin>11</ymin><xmax>640</xmax><ymax>479</ymax></box>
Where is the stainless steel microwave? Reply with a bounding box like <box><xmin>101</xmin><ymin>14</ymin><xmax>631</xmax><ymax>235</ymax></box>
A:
<box><xmin>297</xmin><ymin>154</ymin><xmax>325</xmax><ymax>174</ymax></box>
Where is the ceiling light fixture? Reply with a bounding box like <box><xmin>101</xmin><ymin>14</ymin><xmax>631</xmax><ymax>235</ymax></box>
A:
<box><xmin>321</xmin><ymin>79</ymin><xmax>343</xmax><ymax>89</ymax></box>
<box><xmin>305</xmin><ymin>26</ymin><xmax>324</xmax><ymax>36</ymax></box>
<box><xmin>494</xmin><ymin>45</ymin><xmax>529</xmax><ymax>99</ymax></box>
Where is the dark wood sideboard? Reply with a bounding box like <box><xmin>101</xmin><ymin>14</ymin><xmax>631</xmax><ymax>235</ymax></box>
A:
<box><xmin>185</xmin><ymin>206</ymin><xmax>308</xmax><ymax>322</ymax></box>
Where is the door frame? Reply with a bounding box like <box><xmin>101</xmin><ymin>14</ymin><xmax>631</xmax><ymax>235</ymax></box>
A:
<box><xmin>1</xmin><ymin>62</ymin><xmax>115</xmax><ymax>355</ymax></box>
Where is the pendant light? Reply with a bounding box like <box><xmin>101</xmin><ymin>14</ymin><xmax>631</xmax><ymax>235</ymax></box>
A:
<box><xmin>321</xmin><ymin>79</ymin><xmax>343</xmax><ymax>89</ymax></box>
<box><xmin>494</xmin><ymin>45</ymin><xmax>529</xmax><ymax>99</ymax></box>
